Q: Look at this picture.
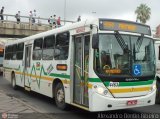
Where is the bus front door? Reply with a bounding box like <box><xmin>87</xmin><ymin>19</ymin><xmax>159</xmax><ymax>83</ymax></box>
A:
<box><xmin>24</xmin><ymin>45</ymin><xmax>32</xmax><ymax>90</ymax></box>
<box><xmin>73</xmin><ymin>35</ymin><xmax>90</xmax><ymax>107</ymax></box>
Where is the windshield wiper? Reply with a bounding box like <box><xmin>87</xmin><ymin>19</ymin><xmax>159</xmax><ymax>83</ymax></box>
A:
<box><xmin>114</xmin><ymin>31</ymin><xmax>134</xmax><ymax>77</ymax></box>
<box><xmin>114</xmin><ymin>31</ymin><xmax>129</xmax><ymax>51</ymax></box>
<box><xmin>136</xmin><ymin>34</ymin><xmax>144</xmax><ymax>52</ymax></box>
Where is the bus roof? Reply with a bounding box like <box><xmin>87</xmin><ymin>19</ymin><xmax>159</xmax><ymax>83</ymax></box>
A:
<box><xmin>5</xmin><ymin>18</ymin><xmax>151</xmax><ymax>46</ymax></box>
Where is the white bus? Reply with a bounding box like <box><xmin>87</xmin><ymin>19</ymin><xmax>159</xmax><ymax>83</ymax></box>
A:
<box><xmin>3</xmin><ymin>18</ymin><xmax>156</xmax><ymax>111</ymax></box>
<box><xmin>154</xmin><ymin>38</ymin><xmax>160</xmax><ymax>104</ymax></box>
<box><xmin>0</xmin><ymin>44</ymin><xmax>4</xmax><ymax>74</ymax></box>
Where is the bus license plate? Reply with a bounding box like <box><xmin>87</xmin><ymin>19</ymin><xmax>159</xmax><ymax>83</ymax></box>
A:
<box><xmin>127</xmin><ymin>100</ymin><xmax>137</xmax><ymax>106</ymax></box>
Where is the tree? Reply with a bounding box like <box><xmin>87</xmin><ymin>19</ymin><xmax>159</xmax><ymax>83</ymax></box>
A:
<box><xmin>135</xmin><ymin>4</ymin><xmax>151</xmax><ymax>24</ymax></box>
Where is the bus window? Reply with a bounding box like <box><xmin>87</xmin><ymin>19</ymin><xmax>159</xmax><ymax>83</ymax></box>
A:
<box><xmin>54</xmin><ymin>32</ymin><xmax>69</xmax><ymax>60</ymax></box>
<box><xmin>4</xmin><ymin>46</ymin><xmax>8</xmax><ymax>60</ymax></box>
<box><xmin>33</xmin><ymin>38</ymin><xmax>43</xmax><ymax>60</ymax></box>
<box><xmin>6</xmin><ymin>45</ymin><xmax>13</xmax><ymax>60</ymax></box>
<box><xmin>17</xmin><ymin>43</ymin><xmax>24</xmax><ymax>60</ymax></box>
<box><xmin>43</xmin><ymin>35</ymin><xmax>55</xmax><ymax>60</ymax></box>
<box><xmin>12</xmin><ymin>44</ymin><xmax>17</xmax><ymax>60</ymax></box>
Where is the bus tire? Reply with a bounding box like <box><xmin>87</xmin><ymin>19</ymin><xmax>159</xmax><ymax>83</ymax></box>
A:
<box><xmin>11</xmin><ymin>73</ymin><xmax>18</xmax><ymax>90</ymax></box>
<box><xmin>55</xmin><ymin>82</ymin><xmax>67</xmax><ymax>110</ymax></box>
<box><xmin>156</xmin><ymin>80</ymin><xmax>160</xmax><ymax>104</ymax></box>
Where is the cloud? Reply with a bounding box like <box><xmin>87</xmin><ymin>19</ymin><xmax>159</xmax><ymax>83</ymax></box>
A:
<box><xmin>1</xmin><ymin>0</ymin><xmax>160</xmax><ymax>29</ymax></box>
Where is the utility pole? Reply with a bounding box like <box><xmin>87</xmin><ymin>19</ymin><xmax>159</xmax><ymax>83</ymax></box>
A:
<box><xmin>64</xmin><ymin>0</ymin><xmax>66</xmax><ymax>25</ymax></box>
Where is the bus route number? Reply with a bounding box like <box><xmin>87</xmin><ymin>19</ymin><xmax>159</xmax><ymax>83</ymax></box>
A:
<box><xmin>109</xmin><ymin>82</ymin><xmax>119</xmax><ymax>87</ymax></box>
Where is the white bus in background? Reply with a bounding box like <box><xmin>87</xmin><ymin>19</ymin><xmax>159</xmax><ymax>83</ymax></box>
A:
<box><xmin>154</xmin><ymin>38</ymin><xmax>160</xmax><ymax>104</ymax></box>
<box><xmin>3</xmin><ymin>18</ymin><xmax>156</xmax><ymax>111</ymax></box>
<box><xmin>0</xmin><ymin>44</ymin><xmax>4</xmax><ymax>74</ymax></box>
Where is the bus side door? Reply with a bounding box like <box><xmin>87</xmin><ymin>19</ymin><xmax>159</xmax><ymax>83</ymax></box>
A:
<box><xmin>24</xmin><ymin>45</ymin><xmax>32</xmax><ymax>89</ymax></box>
<box><xmin>73</xmin><ymin>34</ymin><xmax>90</xmax><ymax>107</ymax></box>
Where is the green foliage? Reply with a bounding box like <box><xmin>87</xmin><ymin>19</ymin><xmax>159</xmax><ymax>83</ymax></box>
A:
<box><xmin>135</xmin><ymin>4</ymin><xmax>151</xmax><ymax>24</ymax></box>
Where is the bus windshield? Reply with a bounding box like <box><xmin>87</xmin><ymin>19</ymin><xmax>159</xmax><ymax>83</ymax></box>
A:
<box><xmin>95</xmin><ymin>34</ymin><xmax>155</xmax><ymax>77</ymax></box>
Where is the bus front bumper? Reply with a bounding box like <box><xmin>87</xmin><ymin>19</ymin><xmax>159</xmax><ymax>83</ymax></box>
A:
<box><xmin>90</xmin><ymin>90</ymin><xmax>156</xmax><ymax>112</ymax></box>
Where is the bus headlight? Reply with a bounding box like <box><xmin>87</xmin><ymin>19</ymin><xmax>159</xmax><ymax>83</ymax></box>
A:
<box><xmin>97</xmin><ymin>87</ymin><xmax>108</xmax><ymax>95</ymax></box>
<box><xmin>93</xmin><ymin>84</ymin><xmax>112</xmax><ymax>97</ymax></box>
<box><xmin>151</xmin><ymin>84</ymin><xmax>156</xmax><ymax>91</ymax></box>
<box><xmin>148</xmin><ymin>84</ymin><xmax>156</xmax><ymax>94</ymax></box>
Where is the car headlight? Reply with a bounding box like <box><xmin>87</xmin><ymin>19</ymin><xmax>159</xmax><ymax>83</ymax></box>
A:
<box><xmin>93</xmin><ymin>84</ymin><xmax>112</xmax><ymax>97</ymax></box>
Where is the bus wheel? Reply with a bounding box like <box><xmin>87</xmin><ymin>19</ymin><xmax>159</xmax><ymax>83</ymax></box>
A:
<box><xmin>55</xmin><ymin>83</ymin><xmax>67</xmax><ymax>110</ymax></box>
<box><xmin>156</xmin><ymin>80</ymin><xmax>160</xmax><ymax>104</ymax></box>
<box><xmin>11</xmin><ymin>73</ymin><xmax>18</xmax><ymax>90</ymax></box>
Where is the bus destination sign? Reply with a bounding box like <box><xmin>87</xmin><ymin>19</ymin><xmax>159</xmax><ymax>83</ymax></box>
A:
<box><xmin>99</xmin><ymin>19</ymin><xmax>151</xmax><ymax>36</ymax></box>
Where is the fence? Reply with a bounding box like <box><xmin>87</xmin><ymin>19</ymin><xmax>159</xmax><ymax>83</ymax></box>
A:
<box><xmin>0</xmin><ymin>13</ymin><xmax>74</xmax><ymax>27</ymax></box>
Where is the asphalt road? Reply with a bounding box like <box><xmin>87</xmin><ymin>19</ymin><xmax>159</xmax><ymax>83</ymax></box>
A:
<box><xmin>0</xmin><ymin>76</ymin><xmax>160</xmax><ymax>119</ymax></box>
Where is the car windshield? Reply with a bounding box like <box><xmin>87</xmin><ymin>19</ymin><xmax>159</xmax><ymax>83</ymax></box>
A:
<box><xmin>94</xmin><ymin>34</ymin><xmax>155</xmax><ymax>77</ymax></box>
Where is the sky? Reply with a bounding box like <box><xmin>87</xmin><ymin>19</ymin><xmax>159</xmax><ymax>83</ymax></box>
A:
<box><xmin>1</xmin><ymin>0</ymin><xmax>160</xmax><ymax>30</ymax></box>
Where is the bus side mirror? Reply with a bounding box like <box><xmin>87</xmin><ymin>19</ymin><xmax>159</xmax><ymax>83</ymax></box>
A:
<box><xmin>92</xmin><ymin>34</ymin><xmax>99</xmax><ymax>49</ymax></box>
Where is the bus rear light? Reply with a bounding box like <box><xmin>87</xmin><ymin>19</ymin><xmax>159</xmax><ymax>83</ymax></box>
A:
<box><xmin>56</xmin><ymin>64</ymin><xmax>67</xmax><ymax>71</ymax></box>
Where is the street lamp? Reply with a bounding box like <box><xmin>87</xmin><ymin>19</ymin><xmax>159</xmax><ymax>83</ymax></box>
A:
<box><xmin>91</xmin><ymin>11</ymin><xmax>96</xmax><ymax>18</ymax></box>
<box><xmin>64</xmin><ymin>0</ymin><xmax>66</xmax><ymax>25</ymax></box>
<box><xmin>92</xmin><ymin>11</ymin><xmax>96</xmax><ymax>14</ymax></box>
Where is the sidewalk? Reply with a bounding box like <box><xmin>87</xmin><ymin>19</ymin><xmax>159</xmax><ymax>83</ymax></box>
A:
<box><xmin>0</xmin><ymin>90</ymin><xmax>54</xmax><ymax>119</ymax></box>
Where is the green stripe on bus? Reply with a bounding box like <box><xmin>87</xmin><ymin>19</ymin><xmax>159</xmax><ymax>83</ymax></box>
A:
<box><xmin>89</xmin><ymin>78</ymin><xmax>154</xmax><ymax>87</ymax></box>
<box><xmin>4</xmin><ymin>66</ymin><xmax>70</xmax><ymax>80</ymax></box>
<box><xmin>49</xmin><ymin>73</ymin><xmax>70</xmax><ymax>79</ymax></box>
<box><xmin>4</xmin><ymin>67</ymin><xmax>19</xmax><ymax>70</ymax></box>
<box><xmin>89</xmin><ymin>78</ymin><xmax>102</xmax><ymax>82</ymax></box>
<box><xmin>4</xmin><ymin>66</ymin><xmax>154</xmax><ymax>86</ymax></box>
<box><xmin>104</xmin><ymin>80</ymin><xmax>154</xmax><ymax>87</ymax></box>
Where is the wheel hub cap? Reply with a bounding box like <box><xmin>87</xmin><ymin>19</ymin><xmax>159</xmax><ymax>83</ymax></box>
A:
<box><xmin>57</xmin><ymin>89</ymin><xmax>64</xmax><ymax>103</ymax></box>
